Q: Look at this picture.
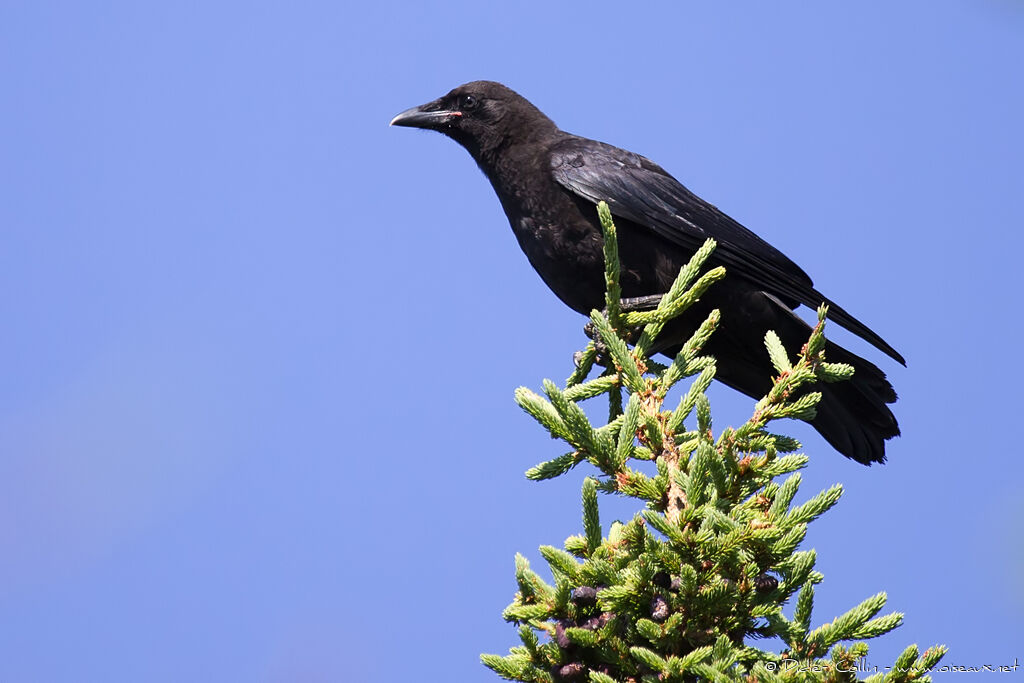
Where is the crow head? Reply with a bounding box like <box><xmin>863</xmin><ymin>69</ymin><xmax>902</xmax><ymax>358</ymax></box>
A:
<box><xmin>390</xmin><ymin>80</ymin><xmax>557</xmax><ymax>160</ymax></box>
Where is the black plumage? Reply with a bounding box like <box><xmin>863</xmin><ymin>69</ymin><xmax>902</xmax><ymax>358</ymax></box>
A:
<box><xmin>392</xmin><ymin>81</ymin><xmax>902</xmax><ymax>464</ymax></box>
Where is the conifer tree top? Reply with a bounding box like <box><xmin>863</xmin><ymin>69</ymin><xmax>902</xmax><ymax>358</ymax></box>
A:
<box><xmin>483</xmin><ymin>204</ymin><xmax>945</xmax><ymax>682</ymax></box>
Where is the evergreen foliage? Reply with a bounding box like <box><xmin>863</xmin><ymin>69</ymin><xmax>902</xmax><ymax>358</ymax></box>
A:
<box><xmin>482</xmin><ymin>203</ymin><xmax>945</xmax><ymax>682</ymax></box>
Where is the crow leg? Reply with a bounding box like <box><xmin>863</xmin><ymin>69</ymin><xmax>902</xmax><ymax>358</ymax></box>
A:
<box><xmin>579</xmin><ymin>294</ymin><xmax>666</xmax><ymax>366</ymax></box>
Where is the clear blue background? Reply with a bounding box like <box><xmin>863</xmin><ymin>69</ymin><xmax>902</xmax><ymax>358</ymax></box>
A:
<box><xmin>2</xmin><ymin>2</ymin><xmax>1021</xmax><ymax>680</ymax></box>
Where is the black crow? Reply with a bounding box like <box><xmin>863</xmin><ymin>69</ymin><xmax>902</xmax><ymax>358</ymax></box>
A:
<box><xmin>391</xmin><ymin>81</ymin><xmax>903</xmax><ymax>464</ymax></box>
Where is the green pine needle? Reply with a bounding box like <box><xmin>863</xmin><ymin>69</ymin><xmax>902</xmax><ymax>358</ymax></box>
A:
<box><xmin>582</xmin><ymin>478</ymin><xmax>602</xmax><ymax>555</ymax></box>
<box><xmin>765</xmin><ymin>330</ymin><xmax>793</xmax><ymax>374</ymax></box>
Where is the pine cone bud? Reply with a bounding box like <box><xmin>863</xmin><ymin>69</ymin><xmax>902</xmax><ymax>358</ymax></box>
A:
<box><xmin>650</xmin><ymin>594</ymin><xmax>670</xmax><ymax>621</ymax></box>
<box><xmin>570</xmin><ymin>586</ymin><xmax>598</xmax><ymax>607</ymax></box>
<box><xmin>557</xmin><ymin>662</ymin><xmax>586</xmax><ymax>680</ymax></box>
<box><xmin>754</xmin><ymin>573</ymin><xmax>778</xmax><ymax>593</ymax></box>
<box><xmin>554</xmin><ymin>620</ymin><xmax>571</xmax><ymax>649</ymax></box>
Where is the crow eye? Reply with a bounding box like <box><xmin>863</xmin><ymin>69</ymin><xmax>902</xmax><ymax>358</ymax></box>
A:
<box><xmin>459</xmin><ymin>94</ymin><xmax>479</xmax><ymax>111</ymax></box>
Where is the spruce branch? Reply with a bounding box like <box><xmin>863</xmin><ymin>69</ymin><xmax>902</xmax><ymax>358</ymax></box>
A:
<box><xmin>485</xmin><ymin>203</ymin><xmax>945</xmax><ymax>682</ymax></box>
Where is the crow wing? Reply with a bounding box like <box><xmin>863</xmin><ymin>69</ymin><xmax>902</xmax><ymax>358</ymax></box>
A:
<box><xmin>549</xmin><ymin>135</ymin><xmax>905</xmax><ymax>365</ymax></box>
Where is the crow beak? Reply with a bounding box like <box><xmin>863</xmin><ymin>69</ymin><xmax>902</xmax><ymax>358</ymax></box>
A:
<box><xmin>390</xmin><ymin>102</ymin><xmax>460</xmax><ymax>129</ymax></box>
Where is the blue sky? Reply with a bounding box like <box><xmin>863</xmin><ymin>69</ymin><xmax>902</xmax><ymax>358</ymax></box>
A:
<box><xmin>1</xmin><ymin>1</ymin><xmax>1022</xmax><ymax>680</ymax></box>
